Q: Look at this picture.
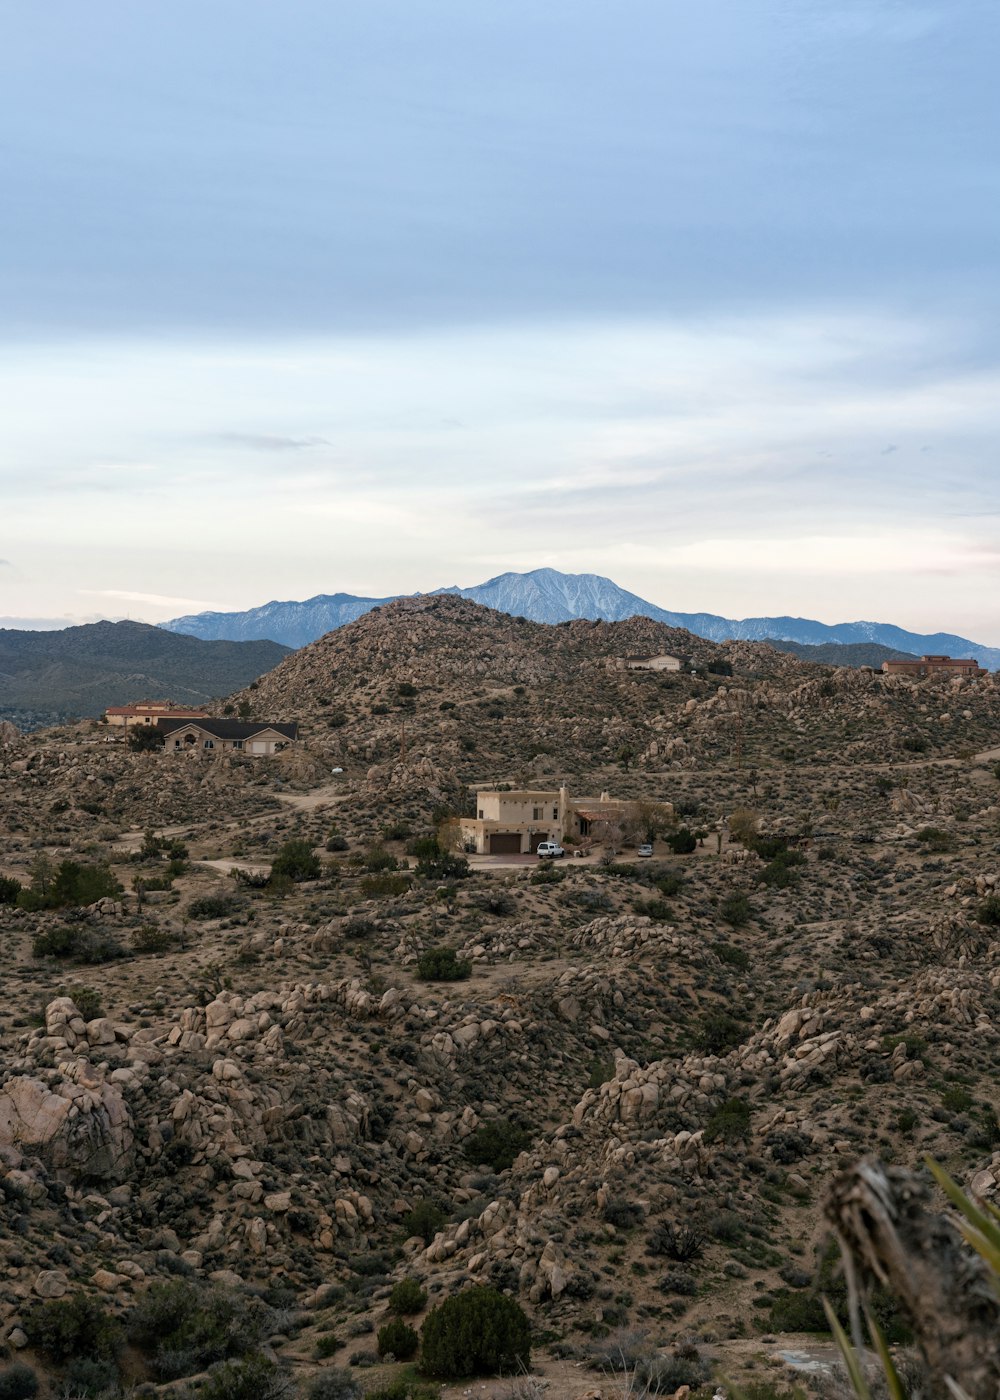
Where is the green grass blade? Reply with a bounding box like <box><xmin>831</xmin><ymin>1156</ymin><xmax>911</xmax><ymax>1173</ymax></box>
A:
<box><xmin>864</xmin><ymin>1308</ymin><xmax>907</xmax><ymax>1400</ymax></box>
<box><xmin>823</xmin><ymin>1297</ymin><xmax>873</xmax><ymax>1400</ymax></box>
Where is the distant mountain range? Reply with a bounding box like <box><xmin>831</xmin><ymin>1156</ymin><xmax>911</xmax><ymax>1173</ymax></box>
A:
<box><xmin>0</xmin><ymin>620</ymin><xmax>290</xmax><ymax>725</ymax></box>
<box><xmin>763</xmin><ymin>640</ymin><xmax>917</xmax><ymax>669</ymax></box>
<box><xmin>162</xmin><ymin>568</ymin><xmax>1000</xmax><ymax>671</ymax></box>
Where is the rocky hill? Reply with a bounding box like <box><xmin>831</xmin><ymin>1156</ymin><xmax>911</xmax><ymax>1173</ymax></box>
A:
<box><xmin>0</xmin><ymin>619</ymin><xmax>290</xmax><ymax>724</ymax></box>
<box><xmin>1</xmin><ymin>598</ymin><xmax>999</xmax><ymax>1396</ymax></box>
<box><xmin>762</xmin><ymin>639</ymin><xmax>916</xmax><ymax>668</ymax></box>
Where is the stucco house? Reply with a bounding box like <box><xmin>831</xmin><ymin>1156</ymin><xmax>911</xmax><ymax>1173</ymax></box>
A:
<box><xmin>105</xmin><ymin>699</ymin><xmax>209</xmax><ymax>728</ymax></box>
<box><xmin>881</xmin><ymin>655</ymin><xmax>984</xmax><ymax>677</ymax></box>
<box><xmin>458</xmin><ymin>785</ymin><xmax>635</xmax><ymax>855</ymax></box>
<box><xmin>618</xmin><ymin>653</ymin><xmax>683</xmax><ymax>672</ymax></box>
<box><xmin>157</xmin><ymin>718</ymin><xmax>298</xmax><ymax>755</ymax></box>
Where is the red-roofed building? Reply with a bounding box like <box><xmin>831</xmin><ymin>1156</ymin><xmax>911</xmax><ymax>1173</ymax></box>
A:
<box><xmin>104</xmin><ymin>700</ymin><xmax>209</xmax><ymax>728</ymax></box>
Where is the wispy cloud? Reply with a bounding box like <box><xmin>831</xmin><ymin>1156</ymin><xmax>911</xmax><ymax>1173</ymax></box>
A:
<box><xmin>213</xmin><ymin>433</ymin><xmax>329</xmax><ymax>451</ymax></box>
<box><xmin>81</xmin><ymin>589</ymin><xmax>236</xmax><ymax>612</ymax></box>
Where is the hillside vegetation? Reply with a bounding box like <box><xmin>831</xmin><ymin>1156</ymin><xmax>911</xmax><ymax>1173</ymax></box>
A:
<box><xmin>1</xmin><ymin>595</ymin><xmax>998</xmax><ymax>1397</ymax></box>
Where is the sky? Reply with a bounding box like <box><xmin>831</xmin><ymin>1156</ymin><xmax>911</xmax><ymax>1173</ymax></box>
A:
<box><xmin>2</xmin><ymin>0</ymin><xmax>999</xmax><ymax>642</ymax></box>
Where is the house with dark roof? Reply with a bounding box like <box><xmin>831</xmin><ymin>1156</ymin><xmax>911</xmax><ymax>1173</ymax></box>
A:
<box><xmin>157</xmin><ymin>718</ymin><xmax>298</xmax><ymax>756</ymax></box>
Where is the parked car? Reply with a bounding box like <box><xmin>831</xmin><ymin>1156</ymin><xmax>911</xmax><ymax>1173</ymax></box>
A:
<box><xmin>536</xmin><ymin>841</ymin><xmax>565</xmax><ymax>858</ymax></box>
<box><xmin>637</xmin><ymin>843</ymin><xmax>654</xmax><ymax>858</ymax></box>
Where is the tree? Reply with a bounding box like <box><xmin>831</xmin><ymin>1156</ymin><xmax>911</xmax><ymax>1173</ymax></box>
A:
<box><xmin>420</xmin><ymin>1287</ymin><xmax>531</xmax><ymax>1379</ymax></box>
<box><xmin>269</xmin><ymin>839</ymin><xmax>321</xmax><ymax>883</ymax></box>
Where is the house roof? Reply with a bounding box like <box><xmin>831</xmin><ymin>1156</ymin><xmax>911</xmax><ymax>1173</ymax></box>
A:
<box><xmin>157</xmin><ymin>719</ymin><xmax>298</xmax><ymax>740</ymax></box>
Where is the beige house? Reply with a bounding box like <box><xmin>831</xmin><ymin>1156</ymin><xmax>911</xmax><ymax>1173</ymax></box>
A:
<box><xmin>881</xmin><ymin>655</ymin><xmax>984</xmax><ymax>677</ymax></box>
<box><xmin>458</xmin><ymin>785</ymin><xmax>634</xmax><ymax>855</ymax></box>
<box><xmin>158</xmin><ymin>718</ymin><xmax>298</xmax><ymax>755</ymax></box>
<box><xmin>105</xmin><ymin>699</ymin><xmax>208</xmax><ymax>728</ymax></box>
<box><xmin>618</xmin><ymin>654</ymin><xmax>683</xmax><ymax>673</ymax></box>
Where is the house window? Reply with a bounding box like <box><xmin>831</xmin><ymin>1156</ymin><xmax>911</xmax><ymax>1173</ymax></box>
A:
<box><xmin>478</xmin><ymin>809</ymin><xmax>484</xmax><ymax>819</ymax></box>
<box><xmin>552</xmin><ymin>807</ymin><xmax>558</xmax><ymax>819</ymax></box>
<box><xmin>204</xmin><ymin>739</ymin><xmax>214</xmax><ymax>749</ymax></box>
<box><xmin>533</xmin><ymin>807</ymin><xmax>542</xmax><ymax>820</ymax></box>
<box><xmin>233</xmin><ymin>739</ymin><xmax>243</xmax><ymax>750</ymax></box>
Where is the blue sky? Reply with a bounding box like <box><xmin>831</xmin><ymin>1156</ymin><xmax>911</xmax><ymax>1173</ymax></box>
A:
<box><xmin>2</xmin><ymin>1</ymin><xmax>999</xmax><ymax>641</ymax></box>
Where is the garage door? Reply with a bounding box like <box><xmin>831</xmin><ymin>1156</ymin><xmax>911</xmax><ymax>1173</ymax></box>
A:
<box><xmin>489</xmin><ymin>832</ymin><xmax>522</xmax><ymax>855</ymax></box>
<box><xmin>529</xmin><ymin>833</ymin><xmax>548</xmax><ymax>853</ymax></box>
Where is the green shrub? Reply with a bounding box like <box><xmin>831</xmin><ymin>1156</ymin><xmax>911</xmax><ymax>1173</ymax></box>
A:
<box><xmin>668</xmin><ymin>828</ymin><xmax>697</xmax><ymax>855</ymax></box>
<box><xmin>0</xmin><ymin>1365</ymin><xmax>38</xmax><ymax>1400</ymax></box>
<box><xmin>415</xmin><ymin>850</ymin><xmax>471</xmax><ymax>881</ymax></box>
<box><xmin>655</xmin><ymin>871</ymin><xmax>684</xmax><ymax>897</ymax></box>
<box><xmin>402</xmin><ymin>1201</ymin><xmax>447</xmax><ymax>1245</ymax></box>
<box><xmin>0</xmin><ymin>875</ymin><xmax>22</xmax><ymax>906</ymax></box>
<box><xmin>694</xmin><ymin>1011</ymin><xmax>746</xmax><ymax>1054</ymax></box>
<box><xmin>719</xmin><ymin>892</ymin><xmax>751</xmax><ymax>927</ymax></box>
<box><xmin>361</xmin><ymin>873</ymin><xmax>411</xmax><ymax>899</ymax></box>
<box><xmin>389</xmin><ymin>1278</ymin><xmax>428</xmax><ymax>1315</ymax></box>
<box><xmin>199</xmin><ymin>1353</ymin><xmax>289</xmax><ymax>1400</ymax></box>
<box><xmin>307</xmin><ymin>1369</ymin><xmax>361</xmax><ymax>1400</ymax></box>
<box><xmin>416</xmin><ymin>947</ymin><xmax>471</xmax><ymax>981</ymax></box>
<box><xmin>131</xmin><ymin>923</ymin><xmax>179</xmax><ymax>953</ymax></box>
<box><xmin>314</xmin><ymin>1333</ymin><xmax>341</xmax><ymax>1359</ymax></box>
<box><xmin>57</xmin><ymin>985</ymin><xmax>103</xmax><ymax>1021</ymax></box>
<box><xmin>32</xmin><ymin>926</ymin><xmax>126</xmax><ymax>963</ymax></box>
<box><xmin>462</xmin><ymin>1120</ymin><xmax>532</xmax><ymax>1171</ymax></box>
<box><xmin>704</xmin><ymin>1097</ymin><xmax>752</xmax><ymax>1145</ymax></box>
<box><xmin>326</xmin><ymin>834</ymin><xmax>350</xmax><ymax>852</ymax></box>
<box><xmin>975</xmin><ymin>895</ymin><xmax>1000</xmax><ymax>927</ymax></box>
<box><xmin>940</xmin><ymin>1085</ymin><xmax>974</xmax><ymax>1114</ymax></box>
<box><xmin>712</xmin><ymin>941</ymin><xmax>749</xmax><ymax>970</ymax></box>
<box><xmin>419</xmin><ymin>1286</ymin><xmax>530</xmax><ymax>1378</ymax></box>
<box><xmin>127</xmin><ymin>1280</ymin><xmax>273</xmax><ymax>1380</ymax></box>
<box><xmin>188</xmin><ymin>893</ymin><xmax>244</xmax><ymax>920</ymax></box>
<box><xmin>24</xmin><ymin>1293</ymin><xmax>123</xmax><ymax>1365</ymax></box>
<box><xmin>270</xmin><ymin>839</ymin><xmax>322</xmax><ymax>883</ymax></box>
<box><xmin>377</xmin><ymin>1319</ymin><xmax>419</xmax><ymax>1360</ymax></box>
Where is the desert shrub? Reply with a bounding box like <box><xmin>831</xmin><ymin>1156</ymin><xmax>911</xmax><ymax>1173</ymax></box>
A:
<box><xmin>199</xmin><ymin>1353</ymin><xmax>290</xmax><ymax>1400</ymax></box>
<box><xmin>57</xmin><ymin>985</ymin><xmax>103</xmax><ymax>1021</ymax></box>
<box><xmin>634</xmin><ymin>1354</ymin><xmax>710</xmax><ymax>1393</ymax></box>
<box><xmin>647</xmin><ymin>1223</ymin><xmax>704</xmax><ymax>1263</ymax></box>
<box><xmin>719</xmin><ymin>892</ymin><xmax>751</xmax><ymax>927</ymax></box>
<box><xmin>306</xmin><ymin>1369</ymin><xmax>361</xmax><ymax>1400</ymax></box>
<box><xmin>0</xmin><ymin>875</ymin><xmax>22</xmax><ymax>906</ymax></box>
<box><xmin>270</xmin><ymin>839</ymin><xmax>322</xmax><ymax>883</ymax></box>
<box><xmin>127</xmin><ymin>1280</ymin><xmax>273</xmax><ymax>1379</ymax></box>
<box><xmin>398</xmin><ymin>682</ymin><xmax>418</xmax><ymax>697</ymax></box>
<box><xmin>131</xmin><ymin>923</ymin><xmax>179</xmax><ymax>953</ymax></box>
<box><xmin>230</xmin><ymin>867</ymin><xmax>271</xmax><ymax>889</ymax></box>
<box><xmin>417</xmin><ymin>947</ymin><xmax>471</xmax><ymax>981</ymax></box>
<box><xmin>712</xmin><ymin>940</ymin><xmax>749</xmax><ymax>970</ymax></box>
<box><xmin>32</xmin><ymin>926</ymin><xmax>125</xmax><ymax>963</ymax></box>
<box><xmin>403</xmin><ymin>1201</ymin><xmax>447</xmax><ymax>1245</ymax></box>
<box><xmin>656</xmin><ymin>1270</ymin><xmax>698</xmax><ymax>1296</ymax></box>
<box><xmin>415</xmin><ymin>850</ymin><xmax>471</xmax><ymax>881</ymax></box>
<box><xmin>327</xmin><ymin>834</ymin><xmax>350</xmax><ymax>852</ymax></box>
<box><xmin>704</xmin><ymin>1097</ymin><xmax>752</xmax><ymax>1145</ymax></box>
<box><xmin>475</xmin><ymin>890</ymin><xmax>516</xmax><ymax>917</ymax></box>
<box><xmin>603</xmin><ymin>1199</ymin><xmax>645</xmax><ymax>1230</ymax></box>
<box><xmin>634</xmin><ymin>898</ymin><xmax>673</xmax><ymax>922</ymax></box>
<box><xmin>463</xmin><ymin>1120</ymin><xmax>532</xmax><ymax>1171</ymax></box>
<box><xmin>389</xmin><ymin>1278</ymin><xmax>428</xmax><ymax>1315</ymax></box>
<box><xmin>382</xmin><ymin>821</ymin><xmax>412</xmax><ymax>841</ymax></box>
<box><xmin>0</xmin><ymin>1365</ymin><xmax>38</xmax><ymax>1400</ymax></box>
<box><xmin>940</xmin><ymin>1085</ymin><xmax>974</xmax><ymax>1114</ymax></box>
<box><xmin>24</xmin><ymin>1293</ymin><xmax>123</xmax><ymax>1365</ymax></box>
<box><xmin>655</xmin><ymin>871</ymin><xmax>684</xmax><ymax>897</ymax></box>
<box><xmin>529</xmin><ymin>862</ymin><xmax>565</xmax><ymax>885</ymax></box>
<box><xmin>188</xmin><ymin>894</ymin><xmax>243</xmax><ymax>920</ymax></box>
<box><xmin>759</xmin><ymin>848</ymin><xmax>806</xmax><ymax>888</ymax></box>
<box><xmin>360</xmin><ymin>873</ymin><xmax>411</xmax><ymax>899</ymax></box>
<box><xmin>365</xmin><ymin>1380</ymin><xmax>439</xmax><ymax>1400</ymax></box>
<box><xmin>376</xmin><ymin>1319</ymin><xmax>419</xmax><ymax>1360</ymax></box>
<box><xmin>667</xmin><ymin>827</ymin><xmax>697</xmax><ymax>854</ymax></box>
<box><xmin>901</xmin><ymin>734</ymin><xmax>928</xmax><ymax>753</ymax></box>
<box><xmin>364</xmin><ymin>844</ymin><xmax>399</xmax><ymax>873</ymax></box>
<box><xmin>914</xmin><ymin>826</ymin><xmax>954</xmax><ymax>852</ymax></box>
<box><xmin>419</xmin><ymin>1286</ymin><xmax>530</xmax><ymax>1378</ymax></box>
<box><xmin>693</xmin><ymin>1011</ymin><xmax>746</xmax><ymax>1054</ymax></box>
<box><xmin>975</xmin><ymin>895</ymin><xmax>1000</xmax><ymax>927</ymax></box>
<box><xmin>766</xmin><ymin>1130</ymin><xmax>810</xmax><ymax>1164</ymax></box>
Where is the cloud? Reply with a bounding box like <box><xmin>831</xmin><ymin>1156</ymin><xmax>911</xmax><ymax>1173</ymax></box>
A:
<box><xmin>81</xmin><ymin>589</ymin><xmax>237</xmax><ymax>612</ymax></box>
<box><xmin>213</xmin><ymin>433</ymin><xmax>329</xmax><ymax>451</ymax></box>
<box><xmin>0</xmin><ymin>558</ymin><xmax>10</xmax><ymax>566</ymax></box>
